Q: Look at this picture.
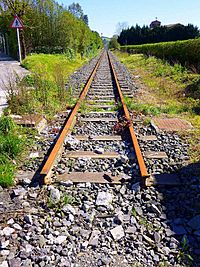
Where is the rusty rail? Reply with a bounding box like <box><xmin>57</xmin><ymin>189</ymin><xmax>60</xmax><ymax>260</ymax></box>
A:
<box><xmin>40</xmin><ymin>51</ymin><xmax>105</xmax><ymax>183</ymax></box>
<box><xmin>107</xmin><ymin>52</ymin><xmax>149</xmax><ymax>180</ymax></box>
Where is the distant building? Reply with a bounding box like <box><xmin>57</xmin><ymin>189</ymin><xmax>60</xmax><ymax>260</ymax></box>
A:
<box><xmin>150</xmin><ymin>19</ymin><xmax>161</xmax><ymax>29</ymax></box>
<box><xmin>165</xmin><ymin>23</ymin><xmax>183</xmax><ymax>28</ymax></box>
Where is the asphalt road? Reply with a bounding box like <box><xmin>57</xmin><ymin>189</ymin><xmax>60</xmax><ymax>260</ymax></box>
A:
<box><xmin>0</xmin><ymin>53</ymin><xmax>29</xmax><ymax>116</ymax></box>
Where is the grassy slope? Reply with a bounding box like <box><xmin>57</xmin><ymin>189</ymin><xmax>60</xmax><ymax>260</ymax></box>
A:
<box><xmin>22</xmin><ymin>53</ymin><xmax>87</xmax><ymax>81</ymax></box>
<box><xmin>6</xmin><ymin>53</ymin><xmax>93</xmax><ymax>118</ymax></box>
<box><xmin>114</xmin><ymin>51</ymin><xmax>200</xmax><ymax>163</ymax></box>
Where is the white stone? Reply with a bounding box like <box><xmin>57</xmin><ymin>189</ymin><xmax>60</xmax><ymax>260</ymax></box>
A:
<box><xmin>120</xmin><ymin>155</ymin><xmax>129</xmax><ymax>163</ymax></box>
<box><xmin>25</xmin><ymin>244</ymin><xmax>33</xmax><ymax>253</ymax></box>
<box><xmin>110</xmin><ymin>225</ymin><xmax>125</xmax><ymax>241</ymax></box>
<box><xmin>0</xmin><ymin>240</ymin><xmax>9</xmax><ymax>249</ymax></box>
<box><xmin>13</xmin><ymin>188</ymin><xmax>26</xmax><ymax>197</ymax></box>
<box><xmin>49</xmin><ymin>187</ymin><xmax>61</xmax><ymax>203</ymax></box>
<box><xmin>0</xmin><ymin>250</ymin><xmax>10</xmax><ymax>256</ymax></box>
<box><xmin>88</xmin><ymin>230</ymin><xmax>101</xmax><ymax>246</ymax></box>
<box><xmin>0</xmin><ymin>261</ymin><xmax>9</xmax><ymax>267</ymax></box>
<box><xmin>55</xmin><ymin>236</ymin><xmax>67</xmax><ymax>245</ymax></box>
<box><xmin>68</xmin><ymin>214</ymin><xmax>74</xmax><ymax>222</ymax></box>
<box><xmin>81</xmin><ymin>241</ymin><xmax>88</xmax><ymax>249</ymax></box>
<box><xmin>62</xmin><ymin>204</ymin><xmax>76</xmax><ymax>215</ymax></box>
<box><xmin>7</xmin><ymin>218</ymin><xmax>14</xmax><ymax>225</ymax></box>
<box><xmin>3</xmin><ymin>227</ymin><xmax>15</xmax><ymax>236</ymax></box>
<box><xmin>64</xmin><ymin>135</ymin><xmax>79</xmax><ymax>147</ymax></box>
<box><xmin>29</xmin><ymin>152</ymin><xmax>39</xmax><ymax>158</ymax></box>
<box><xmin>96</xmin><ymin>192</ymin><xmax>113</xmax><ymax>206</ymax></box>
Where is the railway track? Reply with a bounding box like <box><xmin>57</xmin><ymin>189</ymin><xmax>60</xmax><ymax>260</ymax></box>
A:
<box><xmin>1</xmin><ymin>50</ymin><xmax>198</xmax><ymax>267</ymax></box>
<box><xmin>40</xmin><ymin>50</ymin><xmax>149</xmax><ymax>185</ymax></box>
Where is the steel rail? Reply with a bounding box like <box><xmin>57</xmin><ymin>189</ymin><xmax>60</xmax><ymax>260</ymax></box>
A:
<box><xmin>40</xmin><ymin>51</ymin><xmax>105</xmax><ymax>184</ymax></box>
<box><xmin>107</xmin><ymin>52</ymin><xmax>149</xmax><ymax>180</ymax></box>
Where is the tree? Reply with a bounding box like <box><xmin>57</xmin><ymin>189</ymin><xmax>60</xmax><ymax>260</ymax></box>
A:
<box><xmin>0</xmin><ymin>0</ymin><xmax>103</xmax><ymax>58</ymax></box>
<box><xmin>118</xmin><ymin>23</ymin><xmax>200</xmax><ymax>46</ymax></box>
<box><xmin>115</xmin><ymin>22</ymin><xmax>128</xmax><ymax>36</ymax></box>
<box><xmin>68</xmin><ymin>2</ymin><xmax>83</xmax><ymax>19</ymax></box>
<box><xmin>109</xmin><ymin>36</ymin><xmax>120</xmax><ymax>50</ymax></box>
<box><xmin>82</xmin><ymin>14</ymin><xmax>88</xmax><ymax>26</ymax></box>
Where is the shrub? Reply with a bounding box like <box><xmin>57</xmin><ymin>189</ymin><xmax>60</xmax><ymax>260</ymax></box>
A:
<box><xmin>121</xmin><ymin>38</ymin><xmax>200</xmax><ymax>72</ymax></box>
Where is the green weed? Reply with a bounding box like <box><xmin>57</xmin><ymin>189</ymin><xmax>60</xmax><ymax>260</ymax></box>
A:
<box><xmin>0</xmin><ymin>156</ymin><xmax>14</xmax><ymax>187</ymax></box>
<box><xmin>47</xmin><ymin>192</ymin><xmax>78</xmax><ymax>212</ymax></box>
<box><xmin>0</xmin><ymin>117</ymin><xmax>26</xmax><ymax>187</ymax></box>
<box><xmin>177</xmin><ymin>236</ymin><xmax>193</xmax><ymax>266</ymax></box>
<box><xmin>0</xmin><ymin>116</ymin><xmax>16</xmax><ymax>134</ymax></box>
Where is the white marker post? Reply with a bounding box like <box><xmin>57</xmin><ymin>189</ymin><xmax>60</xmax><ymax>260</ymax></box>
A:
<box><xmin>16</xmin><ymin>28</ymin><xmax>22</xmax><ymax>64</ymax></box>
<box><xmin>10</xmin><ymin>15</ymin><xmax>24</xmax><ymax>65</ymax></box>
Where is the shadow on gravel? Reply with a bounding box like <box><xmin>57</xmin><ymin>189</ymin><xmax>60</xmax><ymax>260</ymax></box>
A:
<box><xmin>155</xmin><ymin>162</ymin><xmax>200</xmax><ymax>266</ymax></box>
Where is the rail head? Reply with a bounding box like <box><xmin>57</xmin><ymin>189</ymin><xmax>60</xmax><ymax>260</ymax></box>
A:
<box><xmin>40</xmin><ymin>51</ymin><xmax>105</xmax><ymax>184</ymax></box>
<box><xmin>107</xmin><ymin>51</ymin><xmax>149</xmax><ymax>180</ymax></box>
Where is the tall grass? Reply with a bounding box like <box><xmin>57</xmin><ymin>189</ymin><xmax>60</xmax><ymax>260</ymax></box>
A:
<box><xmin>0</xmin><ymin>116</ymin><xmax>25</xmax><ymax>187</ymax></box>
<box><xmin>5</xmin><ymin>53</ymin><xmax>90</xmax><ymax>117</ymax></box>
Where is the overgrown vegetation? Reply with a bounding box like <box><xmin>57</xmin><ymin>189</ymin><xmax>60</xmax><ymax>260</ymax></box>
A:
<box><xmin>114</xmin><ymin>51</ymin><xmax>200</xmax><ymax>162</ymax></box>
<box><xmin>5</xmin><ymin>53</ymin><xmax>92</xmax><ymax>117</ymax></box>
<box><xmin>121</xmin><ymin>38</ymin><xmax>200</xmax><ymax>72</ymax></box>
<box><xmin>0</xmin><ymin>116</ymin><xmax>26</xmax><ymax>187</ymax></box>
<box><xmin>0</xmin><ymin>1</ymin><xmax>103</xmax><ymax>58</ymax></box>
<box><xmin>109</xmin><ymin>36</ymin><xmax>120</xmax><ymax>50</ymax></box>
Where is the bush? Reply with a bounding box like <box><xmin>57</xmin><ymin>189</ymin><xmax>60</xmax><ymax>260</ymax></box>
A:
<box><xmin>121</xmin><ymin>38</ymin><xmax>200</xmax><ymax>72</ymax></box>
<box><xmin>109</xmin><ymin>37</ymin><xmax>120</xmax><ymax>50</ymax></box>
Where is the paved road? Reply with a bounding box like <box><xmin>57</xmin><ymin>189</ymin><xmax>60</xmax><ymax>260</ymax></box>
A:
<box><xmin>0</xmin><ymin>52</ymin><xmax>29</xmax><ymax>115</ymax></box>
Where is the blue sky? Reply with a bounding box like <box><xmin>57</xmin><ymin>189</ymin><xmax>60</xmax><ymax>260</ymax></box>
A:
<box><xmin>57</xmin><ymin>0</ymin><xmax>200</xmax><ymax>37</ymax></box>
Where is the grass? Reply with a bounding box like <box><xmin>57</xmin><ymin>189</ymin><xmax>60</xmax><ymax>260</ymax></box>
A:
<box><xmin>6</xmin><ymin>53</ymin><xmax>93</xmax><ymax>119</ymax></box>
<box><xmin>22</xmin><ymin>53</ymin><xmax>87</xmax><ymax>82</ymax></box>
<box><xmin>47</xmin><ymin>192</ymin><xmax>79</xmax><ymax>214</ymax></box>
<box><xmin>0</xmin><ymin>116</ymin><xmax>27</xmax><ymax>187</ymax></box>
<box><xmin>114</xmin><ymin>51</ymin><xmax>200</xmax><ymax>163</ymax></box>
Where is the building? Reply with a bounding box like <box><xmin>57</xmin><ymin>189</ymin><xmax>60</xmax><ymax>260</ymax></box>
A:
<box><xmin>150</xmin><ymin>19</ymin><xmax>161</xmax><ymax>29</ymax></box>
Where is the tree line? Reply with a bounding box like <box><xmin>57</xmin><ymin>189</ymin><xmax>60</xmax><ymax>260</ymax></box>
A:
<box><xmin>0</xmin><ymin>1</ymin><xmax>103</xmax><ymax>58</ymax></box>
<box><xmin>118</xmin><ymin>24</ymin><xmax>200</xmax><ymax>46</ymax></box>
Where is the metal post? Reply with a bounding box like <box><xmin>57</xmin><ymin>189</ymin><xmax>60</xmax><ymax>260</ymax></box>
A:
<box><xmin>16</xmin><ymin>28</ymin><xmax>22</xmax><ymax>64</ymax></box>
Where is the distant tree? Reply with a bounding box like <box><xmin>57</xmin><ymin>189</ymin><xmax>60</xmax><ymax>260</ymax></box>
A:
<box><xmin>68</xmin><ymin>2</ymin><xmax>89</xmax><ymax>25</ymax></box>
<box><xmin>82</xmin><ymin>14</ymin><xmax>88</xmax><ymax>26</ymax></box>
<box><xmin>68</xmin><ymin>2</ymin><xmax>83</xmax><ymax>19</ymax></box>
<box><xmin>109</xmin><ymin>36</ymin><xmax>120</xmax><ymax>50</ymax></box>
<box><xmin>118</xmin><ymin>23</ymin><xmax>200</xmax><ymax>45</ymax></box>
<box><xmin>115</xmin><ymin>21</ymin><xmax>128</xmax><ymax>36</ymax></box>
<box><xmin>0</xmin><ymin>0</ymin><xmax>103</xmax><ymax>58</ymax></box>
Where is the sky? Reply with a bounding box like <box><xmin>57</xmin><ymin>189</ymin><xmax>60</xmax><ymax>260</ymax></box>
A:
<box><xmin>57</xmin><ymin>0</ymin><xmax>200</xmax><ymax>37</ymax></box>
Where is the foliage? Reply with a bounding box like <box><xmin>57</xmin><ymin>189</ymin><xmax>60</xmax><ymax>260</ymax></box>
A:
<box><xmin>0</xmin><ymin>116</ymin><xmax>26</xmax><ymax>187</ymax></box>
<box><xmin>0</xmin><ymin>156</ymin><xmax>14</xmax><ymax>187</ymax></box>
<box><xmin>68</xmin><ymin>2</ymin><xmax>88</xmax><ymax>25</ymax></box>
<box><xmin>6</xmin><ymin>53</ymin><xmax>90</xmax><ymax>116</ymax></box>
<box><xmin>177</xmin><ymin>236</ymin><xmax>193</xmax><ymax>266</ymax></box>
<box><xmin>118</xmin><ymin>24</ymin><xmax>199</xmax><ymax>45</ymax></box>
<box><xmin>47</xmin><ymin>192</ymin><xmax>79</xmax><ymax>213</ymax></box>
<box><xmin>109</xmin><ymin>36</ymin><xmax>120</xmax><ymax>50</ymax></box>
<box><xmin>0</xmin><ymin>0</ymin><xmax>103</xmax><ymax>58</ymax></box>
<box><xmin>121</xmin><ymin>38</ymin><xmax>200</xmax><ymax>72</ymax></box>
